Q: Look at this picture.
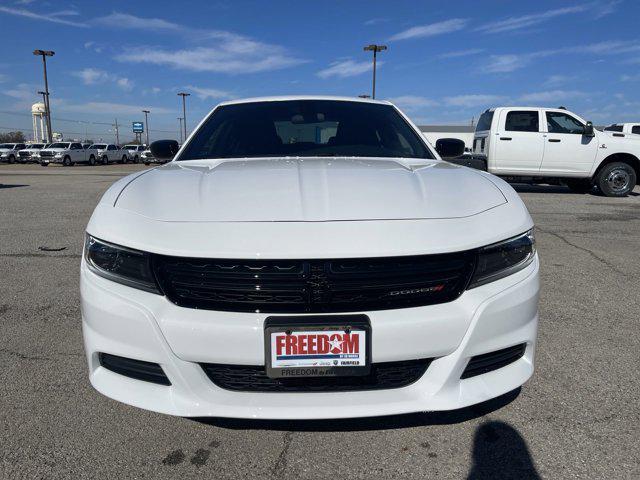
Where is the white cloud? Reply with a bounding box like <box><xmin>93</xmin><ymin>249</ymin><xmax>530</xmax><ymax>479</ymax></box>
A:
<box><xmin>543</xmin><ymin>74</ymin><xmax>576</xmax><ymax>87</ymax></box>
<box><xmin>186</xmin><ymin>85</ymin><xmax>232</xmax><ymax>100</ymax></box>
<box><xmin>0</xmin><ymin>5</ymin><xmax>87</xmax><ymax>27</ymax></box>
<box><xmin>0</xmin><ymin>73</ymin><xmax>8</xmax><ymax>83</ymax></box>
<box><xmin>389</xmin><ymin>18</ymin><xmax>468</xmax><ymax>41</ymax></box>
<box><xmin>482</xmin><ymin>54</ymin><xmax>532</xmax><ymax>73</ymax></box>
<box><xmin>317</xmin><ymin>59</ymin><xmax>374</xmax><ymax>79</ymax></box>
<box><xmin>72</xmin><ymin>68</ymin><xmax>134</xmax><ymax>91</ymax></box>
<box><xmin>438</xmin><ymin>48</ymin><xmax>485</xmax><ymax>59</ymax></box>
<box><xmin>387</xmin><ymin>96</ymin><xmax>439</xmax><ymax>110</ymax></box>
<box><xmin>59</xmin><ymin>101</ymin><xmax>172</xmax><ymax>116</ymax></box>
<box><xmin>620</xmin><ymin>73</ymin><xmax>640</xmax><ymax>82</ymax></box>
<box><xmin>518</xmin><ymin>90</ymin><xmax>586</xmax><ymax>103</ymax></box>
<box><xmin>477</xmin><ymin>5</ymin><xmax>589</xmax><ymax>34</ymax></box>
<box><xmin>444</xmin><ymin>94</ymin><xmax>507</xmax><ymax>107</ymax></box>
<box><xmin>364</xmin><ymin>18</ymin><xmax>388</xmax><ymax>26</ymax></box>
<box><xmin>94</xmin><ymin>12</ymin><xmax>180</xmax><ymax>31</ymax></box>
<box><xmin>3</xmin><ymin>83</ymin><xmax>36</xmax><ymax>101</ymax></box>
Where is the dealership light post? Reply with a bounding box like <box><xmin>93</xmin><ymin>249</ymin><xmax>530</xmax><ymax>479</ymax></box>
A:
<box><xmin>142</xmin><ymin>110</ymin><xmax>150</xmax><ymax>145</ymax></box>
<box><xmin>177</xmin><ymin>92</ymin><xmax>190</xmax><ymax>142</ymax></box>
<box><xmin>178</xmin><ymin>117</ymin><xmax>183</xmax><ymax>143</ymax></box>
<box><xmin>363</xmin><ymin>44</ymin><xmax>387</xmax><ymax>99</ymax></box>
<box><xmin>33</xmin><ymin>49</ymin><xmax>55</xmax><ymax>143</ymax></box>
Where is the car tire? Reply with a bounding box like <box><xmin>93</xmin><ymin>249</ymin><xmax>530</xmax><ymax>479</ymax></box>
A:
<box><xmin>102</xmin><ymin>156</ymin><xmax>108</xmax><ymax>165</ymax></box>
<box><xmin>8</xmin><ymin>155</ymin><xmax>15</xmax><ymax>164</ymax></box>
<box><xmin>565</xmin><ymin>178</ymin><xmax>593</xmax><ymax>194</ymax></box>
<box><xmin>144</xmin><ymin>161</ymin><xmax>150</xmax><ymax>166</ymax></box>
<box><xmin>89</xmin><ymin>155</ymin><xmax>96</xmax><ymax>166</ymax></box>
<box><xmin>63</xmin><ymin>156</ymin><xmax>72</xmax><ymax>167</ymax></box>
<box><xmin>121</xmin><ymin>155</ymin><xmax>128</xmax><ymax>164</ymax></box>
<box><xmin>133</xmin><ymin>155</ymin><xmax>140</xmax><ymax>164</ymax></box>
<box><xmin>596</xmin><ymin>162</ymin><xmax>637</xmax><ymax>197</ymax></box>
<box><xmin>40</xmin><ymin>162</ymin><xmax>48</xmax><ymax>167</ymax></box>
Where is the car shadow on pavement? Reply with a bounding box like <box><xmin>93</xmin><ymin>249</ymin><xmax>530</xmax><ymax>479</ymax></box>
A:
<box><xmin>192</xmin><ymin>388</ymin><xmax>521</xmax><ymax>432</ymax></box>
<box><xmin>0</xmin><ymin>184</ymin><xmax>29</xmax><ymax>189</ymax></box>
<box><xmin>467</xmin><ymin>420</ymin><xmax>541</xmax><ymax>480</ymax></box>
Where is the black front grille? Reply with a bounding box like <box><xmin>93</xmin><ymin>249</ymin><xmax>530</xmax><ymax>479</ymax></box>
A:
<box><xmin>19</xmin><ymin>151</ymin><xmax>31</xmax><ymax>157</ymax></box>
<box><xmin>152</xmin><ymin>252</ymin><xmax>476</xmax><ymax>313</ymax></box>
<box><xmin>40</xmin><ymin>151</ymin><xmax>55</xmax><ymax>157</ymax></box>
<box><xmin>201</xmin><ymin>359</ymin><xmax>432</xmax><ymax>392</ymax></box>
<box><xmin>461</xmin><ymin>344</ymin><xmax>526</xmax><ymax>379</ymax></box>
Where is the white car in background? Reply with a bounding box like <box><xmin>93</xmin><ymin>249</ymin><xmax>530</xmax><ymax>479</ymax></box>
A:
<box><xmin>140</xmin><ymin>148</ymin><xmax>155</xmax><ymax>165</ymax></box>
<box><xmin>123</xmin><ymin>145</ymin><xmax>147</xmax><ymax>163</ymax></box>
<box><xmin>39</xmin><ymin>142</ymin><xmax>91</xmax><ymax>166</ymax></box>
<box><xmin>89</xmin><ymin>143</ymin><xmax>130</xmax><ymax>165</ymax></box>
<box><xmin>0</xmin><ymin>143</ymin><xmax>27</xmax><ymax>163</ymax></box>
<box><xmin>82</xmin><ymin>96</ymin><xmax>539</xmax><ymax>420</ymax></box>
<box><xmin>18</xmin><ymin>143</ymin><xmax>46</xmax><ymax>163</ymax></box>
<box><xmin>473</xmin><ymin>107</ymin><xmax>640</xmax><ymax>196</ymax></box>
<box><xmin>603</xmin><ymin>123</ymin><xmax>640</xmax><ymax>135</ymax></box>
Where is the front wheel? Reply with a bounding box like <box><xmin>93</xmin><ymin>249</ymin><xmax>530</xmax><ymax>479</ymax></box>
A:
<box><xmin>121</xmin><ymin>155</ymin><xmax>127</xmax><ymax>164</ymax></box>
<box><xmin>596</xmin><ymin>162</ymin><xmax>637</xmax><ymax>197</ymax></box>
<box><xmin>102</xmin><ymin>156</ymin><xmax>108</xmax><ymax>165</ymax></box>
<box><xmin>62</xmin><ymin>156</ymin><xmax>72</xmax><ymax>167</ymax></box>
<box><xmin>133</xmin><ymin>155</ymin><xmax>140</xmax><ymax>164</ymax></box>
<box><xmin>8</xmin><ymin>155</ymin><xmax>15</xmax><ymax>164</ymax></box>
<box><xmin>89</xmin><ymin>155</ymin><xmax>96</xmax><ymax>166</ymax></box>
<box><xmin>40</xmin><ymin>162</ymin><xmax>49</xmax><ymax>167</ymax></box>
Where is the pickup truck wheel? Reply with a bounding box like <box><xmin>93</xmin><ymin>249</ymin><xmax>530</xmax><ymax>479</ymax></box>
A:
<box><xmin>89</xmin><ymin>155</ymin><xmax>96</xmax><ymax>166</ymax></box>
<box><xmin>62</xmin><ymin>156</ymin><xmax>72</xmax><ymax>167</ymax></box>
<box><xmin>144</xmin><ymin>161</ymin><xmax>150</xmax><ymax>166</ymax></box>
<box><xmin>565</xmin><ymin>178</ymin><xmax>593</xmax><ymax>194</ymax></box>
<box><xmin>8</xmin><ymin>154</ymin><xmax>15</xmax><ymax>164</ymax></box>
<box><xmin>121</xmin><ymin>155</ymin><xmax>127</xmax><ymax>164</ymax></box>
<box><xmin>596</xmin><ymin>162</ymin><xmax>637</xmax><ymax>197</ymax></box>
<box><xmin>40</xmin><ymin>162</ymin><xmax>48</xmax><ymax>167</ymax></box>
<box><xmin>102</xmin><ymin>156</ymin><xmax>108</xmax><ymax>165</ymax></box>
<box><xmin>133</xmin><ymin>155</ymin><xmax>140</xmax><ymax>164</ymax></box>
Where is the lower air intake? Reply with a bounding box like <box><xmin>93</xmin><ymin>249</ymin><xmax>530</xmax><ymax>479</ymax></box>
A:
<box><xmin>99</xmin><ymin>353</ymin><xmax>171</xmax><ymax>386</ymax></box>
<box><xmin>461</xmin><ymin>344</ymin><xmax>526</xmax><ymax>379</ymax></box>
<box><xmin>201</xmin><ymin>359</ymin><xmax>432</xmax><ymax>392</ymax></box>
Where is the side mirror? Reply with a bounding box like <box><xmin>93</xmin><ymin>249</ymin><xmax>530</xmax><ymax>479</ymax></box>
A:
<box><xmin>584</xmin><ymin>121</ymin><xmax>595</xmax><ymax>137</ymax></box>
<box><xmin>150</xmin><ymin>140</ymin><xmax>180</xmax><ymax>160</ymax></box>
<box><xmin>435</xmin><ymin>138</ymin><xmax>465</xmax><ymax>158</ymax></box>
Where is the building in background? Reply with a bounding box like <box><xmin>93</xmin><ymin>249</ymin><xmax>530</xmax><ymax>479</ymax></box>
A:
<box><xmin>419</xmin><ymin>125</ymin><xmax>475</xmax><ymax>151</ymax></box>
<box><xmin>31</xmin><ymin>102</ymin><xmax>48</xmax><ymax>142</ymax></box>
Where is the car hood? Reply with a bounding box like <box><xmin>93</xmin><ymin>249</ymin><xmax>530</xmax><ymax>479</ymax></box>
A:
<box><xmin>114</xmin><ymin>157</ymin><xmax>507</xmax><ymax>222</ymax></box>
<box><xmin>40</xmin><ymin>148</ymin><xmax>67</xmax><ymax>152</ymax></box>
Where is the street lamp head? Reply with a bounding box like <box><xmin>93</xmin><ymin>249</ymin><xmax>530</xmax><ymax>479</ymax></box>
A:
<box><xmin>177</xmin><ymin>92</ymin><xmax>191</xmax><ymax>97</ymax></box>
<box><xmin>37</xmin><ymin>91</ymin><xmax>48</xmax><ymax>96</ymax></box>
<box><xmin>33</xmin><ymin>50</ymin><xmax>55</xmax><ymax>56</ymax></box>
<box><xmin>364</xmin><ymin>44</ymin><xmax>387</xmax><ymax>52</ymax></box>
<box><xmin>142</xmin><ymin>109</ymin><xmax>150</xmax><ymax>114</ymax></box>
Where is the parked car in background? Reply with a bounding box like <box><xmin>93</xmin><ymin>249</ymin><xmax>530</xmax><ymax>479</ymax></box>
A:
<box><xmin>89</xmin><ymin>144</ymin><xmax>130</xmax><ymax>165</ymax></box>
<box><xmin>603</xmin><ymin>123</ymin><xmax>640</xmax><ymax>135</ymax></box>
<box><xmin>140</xmin><ymin>148</ymin><xmax>155</xmax><ymax>165</ymax></box>
<box><xmin>0</xmin><ymin>143</ymin><xmax>27</xmax><ymax>163</ymax></box>
<box><xmin>18</xmin><ymin>143</ymin><xmax>46</xmax><ymax>163</ymax></box>
<box><xmin>82</xmin><ymin>96</ymin><xmax>539</xmax><ymax>419</ymax></box>
<box><xmin>123</xmin><ymin>144</ymin><xmax>146</xmax><ymax>163</ymax></box>
<box><xmin>473</xmin><ymin>107</ymin><xmax>640</xmax><ymax>196</ymax></box>
<box><xmin>40</xmin><ymin>142</ymin><xmax>93</xmax><ymax>166</ymax></box>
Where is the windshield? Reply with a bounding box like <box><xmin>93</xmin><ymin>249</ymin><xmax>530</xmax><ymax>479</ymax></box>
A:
<box><xmin>92</xmin><ymin>144</ymin><xmax>107</xmax><ymax>149</ymax></box>
<box><xmin>178</xmin><ymin>100</ymin><xmax>433</xmax><ymax>160</ymax></box>
<box><xmin>0</xmin><ymin>144</ymin><xmax>16</xmax><ymax>149</ymax></box>
<box><xmin>48</xmin><ymin>143</ymin><xmax>70</xmax><ymax>149</ymax></box>
<box><xmin>475</xmin><ymin>111</ymin><xmax>494</xmax><ymax>132</ymax></box>
<box><xmin>124</xmin><ymin>145</ymin><xmax>137</xmax><ymax>149</ymax></box>
<box><xmin>27</xmin><ymin>144</ymin><xmax>44</xmax><ymax>149</ymax></box>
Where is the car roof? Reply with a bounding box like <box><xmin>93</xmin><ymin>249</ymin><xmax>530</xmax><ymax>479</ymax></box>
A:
<box><xmin>217</xmin><ymin>95</ymin><xmax>393</xmax><ymax>107</ymax></box>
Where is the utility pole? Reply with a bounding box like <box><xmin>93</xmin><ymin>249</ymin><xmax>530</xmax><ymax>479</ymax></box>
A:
<box><xmin>33</xmin><ymin>49</ymin><xmax>55</xmax><ymax>143</ymax></box>
<box><xmin>178</xmin><ymin>117</ymin><xmax>183</xmax><ymax>143</ymax></box>
<box><xmin>363</xmin><ymin>44</ymin><xmax>387</xmax><ymax>99</ymax></box>
<box><xmin>114</xmin><ymin>118</ymin><xmax>120</xmax><ymax>145</ymax></box>
<box><xmin>142</xmin><ymin>110</ymin><xmax>150</xmax><ymax>145</ymax></box>
<box><xmin>177</xmin><ymin>92</ymin><xmax>190</xmax><ymax>141</ymax></box>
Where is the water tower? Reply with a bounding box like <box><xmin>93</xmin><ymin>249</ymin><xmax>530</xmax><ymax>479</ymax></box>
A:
<box><xmin>32</xmin><ymin>102</ymin><xmax>48</xmax><ymax>142</ymax></box>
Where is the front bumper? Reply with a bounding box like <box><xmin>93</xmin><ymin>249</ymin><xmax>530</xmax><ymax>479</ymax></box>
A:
<box><xmin>81</xmin><ymin>255</ymin><xmax>539</xmax><ymax>419</ymax></box>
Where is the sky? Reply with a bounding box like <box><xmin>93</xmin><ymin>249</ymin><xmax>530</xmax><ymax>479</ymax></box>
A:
<box><xmin>0</xmin><ymin>0</ymin><xmax>639</xmax><ymax>141</ymax></box>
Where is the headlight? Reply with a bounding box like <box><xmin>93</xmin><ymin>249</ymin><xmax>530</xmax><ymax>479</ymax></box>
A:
<box><xmin>55</xmin><ymin>152</ymin><xmax>63</xmax><ymax>157</ymax></box>
<box><xmin>84</xmin><ymin>235</ymin><xmax>160</xmax><ymax>293</ymax></box>
<box><xmin>468</xmin><ymin>229</ymin><xmax>535</xmax><ymax>288</ymax></box>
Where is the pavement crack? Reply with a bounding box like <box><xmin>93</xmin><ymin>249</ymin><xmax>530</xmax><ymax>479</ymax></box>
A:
<box><xmin>537</xmin><ymin>227</ymin><xmax>628</xmax><ymax>277</ymax></box>
<box><xmin>0</xmin><ymin>253</ymin><xmax>81</xmax><ymax>259</ymax></box>
<box><xmin>0</xmin><ymin>348</ymin><xmax>49</xmax><ymax>361</ymax></box>
<box><xmin>272</xmin><ymin>431</ymin><xmax>293</xmax><ymax>478</ymax></box>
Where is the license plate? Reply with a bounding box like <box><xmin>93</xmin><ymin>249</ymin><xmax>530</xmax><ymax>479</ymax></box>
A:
<box><xmin>264</xmin><ymin>315</ymin><xmax>371</xmax><ymax>378</ymax></box>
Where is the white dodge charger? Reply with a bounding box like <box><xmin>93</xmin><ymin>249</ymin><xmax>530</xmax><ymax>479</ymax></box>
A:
<box><xmin>81</xmin><ymin>96</ymin><xmax>539</xmax><ymax>419</ymax></box>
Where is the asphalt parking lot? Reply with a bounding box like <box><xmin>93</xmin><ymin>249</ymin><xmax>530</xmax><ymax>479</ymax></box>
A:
<box><xmin>1</xmin><ymin>163</ymin><xmax>639</xmax><ymax>480</ymax></box>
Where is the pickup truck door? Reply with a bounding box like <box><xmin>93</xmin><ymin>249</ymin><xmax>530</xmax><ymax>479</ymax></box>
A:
<box><xmin>492</xmin><ymin>109</ymin><xmax>544</xmax><ymax>173</ymax></box>
<box><xmin>70</xmin><ymin>143</ymin><xmax>85</xmax><ymax>162</ymax></box>
<box><xmin>540</xmin><ymin>111</ymin><xmax>597</xmax><ymax>174</ymax></box>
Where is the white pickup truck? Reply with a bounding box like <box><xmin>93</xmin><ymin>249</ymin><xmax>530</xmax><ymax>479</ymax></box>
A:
<box><xmin>39</xmin><ymin>142</ymin><xmax>94</xmax><ymax>166</ymax></box>
<box><xmin>0</xmin><ymin>143</ymin><xmax>27</xmax><ymax>163</ymax></box>
<box><xmin>89</xmin><ymin>143</ymin><xmax>130</xmax><ymax>165</ymax></box>
<box><xmin>472</xmin><ymin>107</ymin><xmax>639</xmax><ymax>196</ymax></box>
<box><xmin>603</xmin><ymin>123</ymin><xmax>640</xmax><ymax>135</ymax></box>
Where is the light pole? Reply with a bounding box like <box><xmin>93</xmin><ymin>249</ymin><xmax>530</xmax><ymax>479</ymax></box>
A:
<box><xmin>33</xmin><ymin>49</ymin><xmax>55</xmax><ymax>143</ymax></box>
<box><xmin>363</xmin><ymin>44</ymin><xmax>387</xmax><ymax>99</ymax></box>
<box><xmin>142</xmin><ymin>110</ymin><xmax>150</xmax><ymax>145</ymax></box>
<box><xmin>177</xmin><ymin>117</ymin><xmax>183</xmax><ymax>143</ymax></box>
<box><xmin>177</xmin><ymin>92</ymin><xmax>190</xmax><ymax>141</ymax></box>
